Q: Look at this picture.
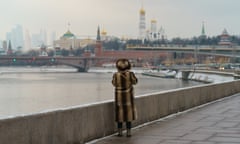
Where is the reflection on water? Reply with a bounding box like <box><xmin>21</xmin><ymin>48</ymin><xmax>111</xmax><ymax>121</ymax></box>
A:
<box><xmin>0</xmin><ymin>67</ymin><xmax>202</xmax><ymax>119</ymax></box>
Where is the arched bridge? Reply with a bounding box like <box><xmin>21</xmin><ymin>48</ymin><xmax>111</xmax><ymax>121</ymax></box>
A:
<box><xmin>1</xmin><ymin>45</ymin><xmax>240</xmax><ymax>72</ymax></box>
<box><xmin>0</xmin><ymin>56</ymin><xmax>91</xmax><ymax>72</ymax></box>
<box><xmin>0</xmin><ymin>56</ymin><xmax>120</xmax><ymax>72</ymax></box>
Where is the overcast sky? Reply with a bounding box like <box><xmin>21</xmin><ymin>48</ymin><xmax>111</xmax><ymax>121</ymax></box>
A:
<box><xmin>0</xmin><ymin>0</ymin><xmax>239</xmax><ymax>40</ymax></box>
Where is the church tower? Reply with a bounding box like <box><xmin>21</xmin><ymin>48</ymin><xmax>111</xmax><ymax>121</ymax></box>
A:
<box><xmin>139</xmin><ymin>6</ymin><xmax>146</xmax><ymax>42</ymax></box>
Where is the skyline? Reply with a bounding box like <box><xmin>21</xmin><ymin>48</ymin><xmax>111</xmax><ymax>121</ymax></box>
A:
<box><xmin>0</xmin><ymin>0</ymin><xmax>240</xmax><ymax>40</ymax></box>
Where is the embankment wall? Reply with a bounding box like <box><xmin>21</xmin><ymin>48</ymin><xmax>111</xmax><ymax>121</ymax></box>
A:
<box><xmin>1</xmin><ymin>80</ymin><xmax>240</xmax><ymax>144</ymax></box>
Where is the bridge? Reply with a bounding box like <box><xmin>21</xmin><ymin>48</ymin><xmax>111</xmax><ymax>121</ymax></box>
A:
<box><xmin>0</xmin><ymin>45</ymin><xmax>239</xmax><ymax>72</ymax></box>
<box><xmin>127</xmin><ymin>45</ymin><xmax>240</xmax><ymax>58</ymax></box>
<box><xmin>0</xmin><ymin>56</ymin><xmax>94</xmax><ymax>72</ymax></box>
<box><xmin>0</xmin><ymin>56</ymin><xmax>142</xmax><ymax>72</ymax></box>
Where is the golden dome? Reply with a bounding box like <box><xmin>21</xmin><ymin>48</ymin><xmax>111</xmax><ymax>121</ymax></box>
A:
<box><xmin>101</xmin><ymin>29</ymin><xmax>107</xmax><ymax>36</ymax></box>
<box><xmin>140</xmin><ymin>7</ymin><xmax>145</xmax><ymax>15</ymax></box>
<box><xmin>151</xmin><ymin>19</ymin><xmax>157</xmax><ymax>23</ymax></box>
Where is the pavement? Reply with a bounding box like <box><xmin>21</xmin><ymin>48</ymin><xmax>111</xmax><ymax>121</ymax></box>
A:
<box><xmin>88</xmin><ymin>93</ymin><xmax>240</xmax><ymax>144</ymax></box>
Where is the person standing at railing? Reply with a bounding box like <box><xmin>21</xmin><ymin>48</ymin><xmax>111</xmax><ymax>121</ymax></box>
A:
<box><xmin>112</xmin><ymin>58</ymin><xmax>138</xmax><ymax>137</ymax></box>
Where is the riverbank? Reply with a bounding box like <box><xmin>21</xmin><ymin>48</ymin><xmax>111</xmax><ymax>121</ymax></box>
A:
<box><xmin>139</xmin><ymin>68</ymin><xmax>234</xmax><ymax>83</ymax></box>
<box><xmin>142</xmin><ymin>70</ymin><xmax>176</xmax><ymax>78</ymax></box>
<box><xmin>187</xmin><ymin>70</ymin><xmax>235</xmax><ymax>83</ymax></box>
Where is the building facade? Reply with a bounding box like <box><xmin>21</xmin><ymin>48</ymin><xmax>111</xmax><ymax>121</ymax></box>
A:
<box><xmin>146</xmin><ymin>19</ymin><xmax>165</xmax><ymax>41</ymax></box>
<box><xmin>53</xmin><ymin>29</ymin><xmax>95</xmax><ymax>50</ymax></box>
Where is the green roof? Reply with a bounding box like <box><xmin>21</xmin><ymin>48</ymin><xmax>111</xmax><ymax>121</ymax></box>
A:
<box><xmin>62</xmin><ymin>30</ymin><xmax>75</xmax><ymax>38</ymax></box>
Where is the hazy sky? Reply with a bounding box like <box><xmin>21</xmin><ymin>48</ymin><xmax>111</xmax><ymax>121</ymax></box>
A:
<box><xmin>0</xmin><ymin>0</ymin><xmax>239</xmax><ymax>40</ymax></box>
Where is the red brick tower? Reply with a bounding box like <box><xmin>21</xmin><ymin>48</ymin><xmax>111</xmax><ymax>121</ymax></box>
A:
<box><xmin>95</xmin><ymin>26</ymin><xmax>102</xmax><ymax>57</ymax></box>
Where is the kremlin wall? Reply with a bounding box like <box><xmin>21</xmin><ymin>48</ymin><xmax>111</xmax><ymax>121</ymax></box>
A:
<box><xmin>81</xmin><ymin>26</ymin><xmax>170</xmax><ymax>67</ymax></box>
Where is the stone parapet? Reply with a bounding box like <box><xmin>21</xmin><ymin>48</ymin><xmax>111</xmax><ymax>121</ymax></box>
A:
<box><xmin>1</xmin><ymin>80</ymin><xmax>240</xmax><ymax>144</ymax></box>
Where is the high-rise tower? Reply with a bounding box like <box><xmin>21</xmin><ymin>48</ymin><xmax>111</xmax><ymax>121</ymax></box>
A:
<box><xmin>6</xmin><ymin>25</ymin><xmax>24</xmax><ymax>50</ymax></box>
<box><xmin>139</xmin><ymin>6</ymin><xmax>146</xmax><ymax>42</ymax></box>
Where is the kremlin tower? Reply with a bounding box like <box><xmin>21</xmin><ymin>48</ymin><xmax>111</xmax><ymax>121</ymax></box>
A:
<box><xmin>95</xmin><ymin>26</ymin><xmax>102</xmax><ymax>56</ymax></box>
<box><xmin>219</xmin><ymin>28</ymin><xmax>232</xmax><ymax>46</ymax></box>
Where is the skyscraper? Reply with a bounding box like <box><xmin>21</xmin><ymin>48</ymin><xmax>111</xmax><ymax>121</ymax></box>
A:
<box><xmin>40</xmin><ymin>29</ymin><xmax>47</xmax><ymax>45</ymax></box>
<box><xmin>2</xmin><ymin>41</ymin><xmax>7</xmax><ymax>51</ymax></box>
<box><xmin>24</xmin><ymin>29</ymin><xmax>31</xmax><ymax>51</ymax></box>
<box><xmin>6</xmin><ymin>25</ymin><xmax>24</xmax><ymax>50</ymax></box>
<box><xmin>50</xmin><ymin>31</ymin><xmax>57</xmax><ymax>46</ymax></box>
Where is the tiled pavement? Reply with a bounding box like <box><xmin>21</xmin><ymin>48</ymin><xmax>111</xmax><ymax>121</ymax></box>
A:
<box><xmin>88</xmin><ymin>93</ymin><xmax>240</xmax><ymax>144</ymax></box>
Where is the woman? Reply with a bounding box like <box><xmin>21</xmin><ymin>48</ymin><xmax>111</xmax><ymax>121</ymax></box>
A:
<box><xmin>112</xmin><ymin>58</ymin><xmax>138</xmax><ymax>137</ymax></box>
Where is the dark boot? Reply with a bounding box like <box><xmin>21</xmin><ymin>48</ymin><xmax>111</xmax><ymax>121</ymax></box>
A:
<box><xmin>117</xmin><ymin>128</ymin><xmax>123</xmax><ymax>137</ymax></box>
<box><xmin>126</xmin><ymin>129</ymin><xmax>131</xmax><ymax>137</ymax></box>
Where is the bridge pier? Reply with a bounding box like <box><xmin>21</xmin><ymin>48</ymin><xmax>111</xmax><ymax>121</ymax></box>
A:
<box><xmin>182</xmin><ymin>71</ymin><xmax>191</xmax><ymax>80</ymax></box>
<box><xmin>77</xmin><ymin>59</ymin><xmax>89</xmax><ymax>72</ymax></box>
<box><xmin>77</xmin><ymin>67</ymin><xmax>88</xmax><ymax>72</ymax></box>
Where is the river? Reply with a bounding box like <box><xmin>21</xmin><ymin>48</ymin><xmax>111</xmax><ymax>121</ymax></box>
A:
<box><xmin>0</xmin><ymin>66</ymin><xmax>203</xmax><ymax>119</ymax></box>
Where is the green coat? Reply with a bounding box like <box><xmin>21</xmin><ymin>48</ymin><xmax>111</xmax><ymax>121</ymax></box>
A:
<box><xmin>112</xmin><ymin>70</ymin><xmax>138</xmax><ymax>122</ymax></box>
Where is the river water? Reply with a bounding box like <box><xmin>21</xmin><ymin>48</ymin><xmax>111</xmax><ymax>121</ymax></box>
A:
<box><xmin>0</xmin><ymin>66</ymin><xmax>203</xmax><ymax>119</ymax></box>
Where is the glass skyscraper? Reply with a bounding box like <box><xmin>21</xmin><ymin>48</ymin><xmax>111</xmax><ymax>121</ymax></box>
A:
<box><xmin>6</xmin><ymin>24</ymin><xmax>24</xmax><ymax>50</ymax></box>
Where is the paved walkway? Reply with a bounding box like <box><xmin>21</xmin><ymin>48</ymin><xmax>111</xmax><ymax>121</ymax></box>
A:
<box><xmin>88</xmin><ymin>93</ymin><xmax>240</xmax><ymax>144</ymax></box>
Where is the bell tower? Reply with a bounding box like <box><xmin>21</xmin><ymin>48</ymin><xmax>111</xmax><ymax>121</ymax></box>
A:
<box><xmin>139</xmin><ymin>5</ymin><xmax>146</xmax><ymax>43</ymax></box>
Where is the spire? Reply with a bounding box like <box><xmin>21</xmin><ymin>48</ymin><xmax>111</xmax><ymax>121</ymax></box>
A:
<box><xmin>97</xmin><ymin>25</ymin><xmax>101</xmax><ymax>41</ymax></box>
<box><xmin>7</xmin><ymin>40</ymin><xmax>13</xmax><ymax>55</ymax></box>
<box><xmin>201</xmin><ymin>21</ymin><xmax>206</xmax><ymax>36</ymax></box>
<box><xmin>67</xmin><ymin>22</ymin><xmax>71</xmax><ymax>31</ymax></box>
